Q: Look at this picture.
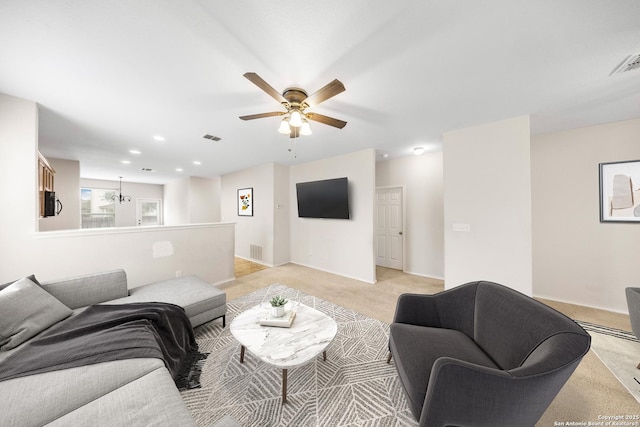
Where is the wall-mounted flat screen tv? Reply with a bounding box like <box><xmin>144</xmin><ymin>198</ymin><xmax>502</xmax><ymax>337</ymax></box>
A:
<box><xmin>296</xmin><ymin>177</ymin><xmax>350</xmax><ymax>219</ymax></box>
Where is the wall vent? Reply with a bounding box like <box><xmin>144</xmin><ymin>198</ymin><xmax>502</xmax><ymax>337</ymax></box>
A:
<box><xmin>203</xmin><ymin>134</ymin><xmax>222</xmax><ymax>141</ymax></box>
<box><xmin>250</xmin><ymin>244</ymin><xmax>263</xmax><ymax>262</ymax></box>
<box><xmin>611</xmin><ymin>53</ymin><xmax>640</xmax><ymax>75</ymax></box>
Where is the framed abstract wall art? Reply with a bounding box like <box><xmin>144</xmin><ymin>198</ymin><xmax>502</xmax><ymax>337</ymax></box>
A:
<box><xmin>599</xmin><ymin>160</ymin><xmax>640</xmax><ymax>223</ymax></box>
<box><xmin>238</xmin><ymin>187</ymin><xmax>253</xmax><ymax>216</ymax></box>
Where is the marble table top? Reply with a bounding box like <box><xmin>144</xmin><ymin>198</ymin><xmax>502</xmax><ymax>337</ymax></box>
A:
<box><xmin>230</xmin><ymin>302</ymin><xmax>338</xmax><ymax>369</ymax></box>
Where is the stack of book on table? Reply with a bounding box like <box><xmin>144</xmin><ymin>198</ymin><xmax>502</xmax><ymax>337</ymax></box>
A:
<box><xmin>259</xmin><ymin>310</ymin><xmax>296</xmax><ymax>328</ymax></box>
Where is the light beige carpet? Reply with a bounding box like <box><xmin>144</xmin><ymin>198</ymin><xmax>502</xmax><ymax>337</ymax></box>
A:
<box><xmin>182</xmin><ymin>284</ymin><xmax>414</xmax><ymax>426</ymax></box>
<box><xmin>219</xmin><ymin>263</ymin><xmax>639</xmax><ymax>426</ymax></box>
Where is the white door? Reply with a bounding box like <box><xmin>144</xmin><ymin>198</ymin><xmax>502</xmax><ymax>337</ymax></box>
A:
<box><xmin>376</xmin><ymin>187</ymin><xmax>403</xmax><ymax>269</ymax></box>
<box><xmin>136</xmin><ymin>198</ymin><xmax>162</xmax><ymax>226</ymax></box>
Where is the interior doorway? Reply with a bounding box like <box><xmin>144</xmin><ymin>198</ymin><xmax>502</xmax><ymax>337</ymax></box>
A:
<box><xmin>136</xmin><ymin>198</ymin><xmax>162</xmax><ymax>226</ymax></box>
<box><xmin>375</xmin><ymin>187</ymin><xmax>404</xmax><ymax>270</ymax></box>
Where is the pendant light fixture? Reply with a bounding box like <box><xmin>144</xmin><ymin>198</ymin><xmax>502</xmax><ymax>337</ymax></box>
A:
<box><xmin>111</xmin><ymin>176</ymin><xmax>132</xmax><ymax>204</ymax></box>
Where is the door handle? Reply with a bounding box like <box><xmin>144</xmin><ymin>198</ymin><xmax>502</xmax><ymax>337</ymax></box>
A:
<box><xmin>399</xmin><ymin>231</ymin><xmax>403</xmax><ymax>235</ymax></box>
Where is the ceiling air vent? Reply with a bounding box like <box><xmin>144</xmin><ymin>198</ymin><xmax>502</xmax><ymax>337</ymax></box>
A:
<box><xmin>141</xmin><ymin>168</ymin><xmax>156</xmax><ymax>172</ymax></box>
<box><xmin>611</xmin><ymin>53</ymin><xmax>640</xmax><ymax>75</ymax></box>
<box><xmin>203</xmin><ymin>134</ymin><xmax>221</xmax><ymax>141</ymax></box>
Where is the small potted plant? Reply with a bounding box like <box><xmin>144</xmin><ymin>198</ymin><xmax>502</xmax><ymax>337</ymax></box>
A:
<box><xmin>269</xmin><ymin>295</ymin><xmax>288</xmax><ymax>318</ymax></box>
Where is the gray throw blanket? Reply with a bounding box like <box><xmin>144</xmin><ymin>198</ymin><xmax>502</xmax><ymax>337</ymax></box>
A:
<box><xmin>0</xmin><ymin>302</ymin><xmax>204</xmax><ymax>388</ymax></box>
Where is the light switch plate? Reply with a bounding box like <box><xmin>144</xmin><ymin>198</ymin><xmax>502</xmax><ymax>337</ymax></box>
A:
<box><xmin>452</xmin><ymin>223</ymin><xmax>471</xmax><ymax>232</ymax></box>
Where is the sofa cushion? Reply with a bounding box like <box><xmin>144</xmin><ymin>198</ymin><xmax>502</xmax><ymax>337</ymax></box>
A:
<box><xmin>40</xmin><ymin>269</ymin><xmax>128</xmax><ymax>309</ymax></box>
<box><xmin>0</xmin><ymin>277</ymin><xmax>72</xmax><ymax>350</ymax></box>
<box><xmin>389</xmin><ymin>323</ymin><xmax>498</xmax><ymax>419</ymax></box>
<box><xmin>107</xmin><ymin>275</ymin><xmax>226</xmax><ymax>325</ymax></box>
<box><xmin>0</xmin><ymin>274</ymin><xmax>40</xmax><ymax>291</ymax></box>
<box><xmin>0</xmin><ymin>358</ymin><xmax>194</xmax><ymax>426</ymax></box>
<box><xmin>45</xmin><ymin>361</ymin><xmax>196</xmax><ymax>427</ymax></box>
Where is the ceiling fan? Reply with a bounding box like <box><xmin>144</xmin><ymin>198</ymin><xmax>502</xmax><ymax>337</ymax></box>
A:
<box><xmin>239</xmin><ymin>72</ymin><xmax>347</xmax><ymax>138</ymax></box>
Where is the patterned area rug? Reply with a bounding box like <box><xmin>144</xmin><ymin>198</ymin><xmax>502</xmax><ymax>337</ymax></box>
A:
<box><xmin>180</xmin><ymin>284</ymin><xmax>417</xmax><ymax>427</ymax></box>
<box><xmin>577</xmin><ymin>321</ymin><xmax>640</xmax><ymax>403</ymax></box>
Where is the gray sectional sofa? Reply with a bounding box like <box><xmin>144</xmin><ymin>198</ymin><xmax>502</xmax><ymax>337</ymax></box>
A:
<box><xmin>0</xmin><ymin>269</ymin><xmax>230</xmax><ymax>427</ymax></box>
<box><xmin>388</xmin><ymin>280</ymin><xmax>591</xmax><ymax>427</ymax></box>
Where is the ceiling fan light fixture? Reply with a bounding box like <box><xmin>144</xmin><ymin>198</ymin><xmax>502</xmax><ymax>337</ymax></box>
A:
<box><xmin>289</xmin><ymin>110</ymin><xmax>303</xmax><ymax>127</ymax></box>
<box><xmin>300</xmin><ymin>120</ymin><xmax>312</xmax><ymax>136</ymax></box>
<box><xmin>240</xmin><ymin>73</ymin><xmax>346</xmax><ymax>140</ymax></box>
<box><xmin>278</xmin><ymin>119</ymin><xmax>291</xmax><ymax>134</ymax></box>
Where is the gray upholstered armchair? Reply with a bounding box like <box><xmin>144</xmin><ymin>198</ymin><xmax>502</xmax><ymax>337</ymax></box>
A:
<box><xmin>625</xmin><ymin>287</ymin><xmax>640</xmax><ymax>368</ymax></box>
<box><xmin>388</xmin><ymin>281</ymin><xmax>591</xmax><ymax>427</ymax></box>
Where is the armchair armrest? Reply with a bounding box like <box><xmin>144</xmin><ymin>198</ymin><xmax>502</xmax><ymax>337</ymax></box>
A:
<box><xmin>393</xmin><ymin>293</ymin><xmax>441</xmax><ymax>327</ymax></box>
<box><xmin>393</xmin><ymin>282</ymin><xmax>478</xmax><ymax>334</ymax></box>
<box><xmin>626</xmin><ymin>287</ymin><xmax>640</xmax><ymax>339</ymax></box>
<box><xmin>420</xmin><ymin>357</ymin><xmax>576</xmax><ymax>427</ymax></box>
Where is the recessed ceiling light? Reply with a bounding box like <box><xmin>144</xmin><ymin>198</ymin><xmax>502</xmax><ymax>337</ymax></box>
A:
<box><xmin>193</xmin><ymin>161</ymin><xmax>201</xmax><ymax>165</ymax></box>
<box><xmin>129</xmin><ymin>149</ymin><xmax>141</xmax><ymax>155</ymax></box>
<box><xmin>153</xmin><ymin>135</ymin><xmax>165</xmax><ymax>142</ymax></box>
<box><xmin>413</xmin><ymin>147</ymin><xmax>425</xmax><ymax>156</ymax></box>
<box><xmin>382</xmin><ymin>153</ymin><xmax>389</xmax><ymax>158</ymax></box>
<box><xmin>121</xmin><ymin>160</ymin><xmax>131</xmax><ymax>164</ymax></box>
<box><xmin>176</xmin><ymin>168</ymin><xmax>183</xmax><ymax>172</ymax></box>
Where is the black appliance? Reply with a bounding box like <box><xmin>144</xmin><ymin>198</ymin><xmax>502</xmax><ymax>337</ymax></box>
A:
<box><xmin>44</xmin><ymin>191</ymin><xmax>63</xmax><ymax>217</ymax></box>
<box><xmin>296</xmin><ymin>177</ymin><xmax>350</xmax><ymax>219</ymax></box>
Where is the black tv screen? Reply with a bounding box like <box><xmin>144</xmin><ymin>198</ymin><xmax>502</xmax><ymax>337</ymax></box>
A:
<box><xmin>296</xmin><ymin>177</ymin><xmax>350</xmax><ymax>219</ymax></box>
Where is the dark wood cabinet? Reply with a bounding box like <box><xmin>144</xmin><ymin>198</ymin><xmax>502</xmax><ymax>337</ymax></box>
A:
<box><xmin>38</xmin><ymin>152</ymin><xmax>55</xmax><ymax>218</ymax></box>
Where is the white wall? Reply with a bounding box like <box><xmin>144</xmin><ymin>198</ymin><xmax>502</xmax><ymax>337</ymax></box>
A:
<box><xmin>0</xmin><ymin>93</ymin><xmax>39</xmax><ymax>241</ymax></box>
<box><xmin>290</xmin><ymin>149</ymin><xmax>377</xmax><ymax>283</ymax></box>
<box><xmin>189</xmin><ymin>176</ymin><xmax>221</xmax><ymax>223</ymax></box>
<box><xmin>0</xmin><ymin>92</ymin><xmax>235</xmax><ymax>288</ymax></box>
<box><xmin>164</xmin><ymin>176</ymin><xmax>220</xmax><ymax>225</ymax></box>
<box><xmin>376</xmin><ymin>152</ymin><xmax>444</xmax><ymax>279</ymax></box>
<box><xmin>82</xmin><ymin>178</ymin><xmax>163</xmax><ymax>227</ymax></box>
<box><xmin>443</xmin><ymin>115</ymin><xmax>532</xmax><ymax>294</ymax></box>
<box><xmin>32</xmin><ymin>224</ymin><xmax>235</xmax><ymax>287</ymax></box>
<box><xmin>221</xmin><ymin>163</ymin><xmax>275</xmax><ymax>265</ymax></box>
<box><xmin>164</xmin><ymin>177</ymin><xmax>190</xmax><ymax>225</ymax></box>
<box><xmin>532</xmin><ymin>117</ymin><xmax>640</xmax><ymax>312</ymax></box>
<box><xmin>38</xmin><ymin>157</ymin><xmax>81</xmax><ymax>231</ymax></box>
<box><xmin>273</xmin><ymin>163</ymin><xmax>290</xmax><ymax>266</ymax></box>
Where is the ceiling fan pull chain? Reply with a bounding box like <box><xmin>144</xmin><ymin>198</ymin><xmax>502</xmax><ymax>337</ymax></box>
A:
<box><xmin>288</xmin><ymin>138</ymin><xmax>297</xmax><ymax>159</ymax></box>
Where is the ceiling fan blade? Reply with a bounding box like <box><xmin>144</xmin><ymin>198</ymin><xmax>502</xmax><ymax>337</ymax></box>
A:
<box><xmin>243</xmin><ymin>72</ymin><xmax>287</xmax><ymax>105</ymax></box>
<box><xmin>302</xmin><ymin>79</ymin><xmax>345</xmax><ymax>108</ymax></box>
<box><xmin>239</xmin><ymin>111</ymin><xmax>285</xmax><ymax>121</ymax></box>
<box><xmin>306</xmin><ymin>112</ymin><xmax>347</xmax><ymax>129</ymax></box>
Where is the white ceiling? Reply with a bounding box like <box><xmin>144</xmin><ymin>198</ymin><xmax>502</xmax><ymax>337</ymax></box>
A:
<box><xmin>1</xmin><ymin>1</ymin><xmax>639</xmax><ymax>184</ymax></box>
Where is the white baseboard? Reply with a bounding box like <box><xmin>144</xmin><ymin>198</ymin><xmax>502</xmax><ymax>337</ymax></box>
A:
<box><xmin>291</xmin><ymin>261</ymin><xmax>376</xmax><ymax>285</ymax></box>
<box><xmin>234</xmin><ymin>254</ymin><xmax>273</xmax><ymax>268</ymax></box>
<box><xmin>533</xmin><ymin>292</ymin><xmax>629</xmax><ymax>315</ymax></box>
<box><xmin>403</xmin><ymin>269</ymin><xmax>445</xmax><ymax>281</ymax></box>
<box><xmin>210</xmin><ymin>276</ymin><xmax>236</xmax><ymax>287</ymax></box>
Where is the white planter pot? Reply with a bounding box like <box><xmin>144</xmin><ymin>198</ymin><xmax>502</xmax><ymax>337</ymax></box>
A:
<box><xmin>271</xmin><ymin>306</ymin><xmax>286</xmax><ymax>318</ymax></box>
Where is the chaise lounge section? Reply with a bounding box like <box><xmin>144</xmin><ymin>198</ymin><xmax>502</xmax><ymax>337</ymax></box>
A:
<box><xmin>0</xmin><ymin>269</ymin><xmax>228</xmax><ymax>427</ymax></box>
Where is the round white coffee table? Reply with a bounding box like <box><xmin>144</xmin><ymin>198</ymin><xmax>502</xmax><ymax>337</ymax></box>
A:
<box><xmin>230</xmin><ymin>302</ymin><xmax>337</xmax><ymax>403</ymax></box>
